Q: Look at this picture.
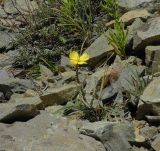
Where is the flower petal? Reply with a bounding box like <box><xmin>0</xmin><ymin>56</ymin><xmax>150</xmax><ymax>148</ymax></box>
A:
<box><xmin>70</xmin><ymin>59</ymin><xmax>79</xmax><ymax>65</ymax></box>
<box><xmin>77</xmin><ymin>61</ymin><xmax>87</xmax><ymax>65</ymax></box>
<box><xmin>69</xmin><ymin>51</ymin><xmax>79</xmax><ymax>61</ymax></box>
<box><xmin>79</xmin><ymin>53</ymin><xmax>89</xmax><ymax>63</ymax></box>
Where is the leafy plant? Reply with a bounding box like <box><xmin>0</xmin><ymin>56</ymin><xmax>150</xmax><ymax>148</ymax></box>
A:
<box><xmin>102</xmin><ymin>0</ymin><xmax>128</xmax><ymax>58</ymax></box>
<box><xmin>101</xmin><ymin>0</ymin><xmax>120</xmax><ymax>19</ymax></box>
<box><xmin>57</xmin><ymin>0</ymin><xmax>93</xmax><ymax>43</ymax></box>
<box><xmin>107</xmin><ymin>20</ymin><xmax>128</xmax><ymax>58</ymax></box>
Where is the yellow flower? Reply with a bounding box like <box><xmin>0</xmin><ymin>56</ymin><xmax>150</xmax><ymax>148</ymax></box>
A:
<box><xmin>69</xmin><ymin>51</ymin><xmax>89</xmax><ymax>65</ymax></box>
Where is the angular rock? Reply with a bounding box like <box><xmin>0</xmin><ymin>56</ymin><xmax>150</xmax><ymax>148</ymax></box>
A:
<box><xmin>0</xmin><ymin>78</ymin><xmax>34</xmax><ymax>94</ymax></box>
<box><xmin>151</xmin><ymin>134</ymin><xmax>160</xmax><ymax>151</ymax></box>
<box><xmin>0</xmin><ymin>97</ymin><xmax>42</xmax><ymax>123</ymax></box>
<box><xmin>84</xmin><ymin>31</ymin><xmax>114</xmax><ymax>66</ymax></box>
<box><xmin>0</xmin><ymin>30</ymin><xmax>15</xmax><ymax>51</ymax></box>
<box><xmin>80</xmin><ymin>121</ymin><xmax>134</xmax><ymax>151</ymax></box>
<box><xmin>145</xmin><ymin>46</ymin><xmax>160</xmax><ymax>73</ymax></box>
<box><xmin>40</xmin><ymin>84</ymin><xmax>80</xmax><ymax>106</ymax></box>
<box><xmin>127</xmin><ymin>18</ymin><xmax>145</xmax><ymax>49</ymax></box>
<box><xmin>140</xmin><ymin>125</ymin><xmax>158</xmax><ymax>140</ymax></box>
<box><xmin>106</xmin><ymin>9</ymin><xmax>150</xmax><ymax>27</ymax></box>
<box><xmin>84</xmin><ymin>68</ymin><xmax>110</xmax><ymax>106</ymax></box>
<box><xmin>0</xmin><ymin>50</ymin><xmax>19</xmax><ymax>68</ymax></box>
<box><xmin>133</xmin><ymin>17</ymin><xmax>160</xmax><ymax>51</ymax></box>
<box><xmin>4</xmin><ymin>0</ymin><xmax>38</xmax><ymax>15</ymax></box>
<box><xmin>0</xmin><ymin>112</ymin><xmax>106</xmax><ymax>151</ymax></box>
<box><xmin>136</xmin><ymin>77</ymin><xmax>160</xmax><ymax>120</ymax></box>
<box><xmin>118</xmin><ymin>0</ymin><xmax>160</xmax><ymax>12</ymax></box>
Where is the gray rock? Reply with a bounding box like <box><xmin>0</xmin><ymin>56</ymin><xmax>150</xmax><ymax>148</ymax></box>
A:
<box><xmin>0</xmin><ymin>50</ymin><xmax>19</xmax><ymax>68</ymax></box>
<box><xmin>4</xmin><ymin>0</ymin><xmax>38</xmax><ymax>15</ymax></box>
<box><xmin>0</xmin><ymin>78</ymin><xmax>34</xmax><ymax>94</ymax></box>
<box><xmin>0</xmin><ymin>69</ymin><xmax>11</xmax><ymax>79</ymax></box>
<box><xmin>133</xmin><ymin>17</ymin><xmax>160</xmax><ymax>51</ymax></box>
<box><xmin>0</xmin><ymin>97</ymin><xmax>42</xmax><ymax>123</ymax></box>
<box><xmin>40</xmin><ymin>84</ymin><xmax>80</xmax><ymax>106</ymax></box>
<box><xmin>151</xmin><ymin>134</ymin><xmax>160</xmax><ymax>151</ymax></box>
<box><xmin>145</xmin><ymin>46</ymin><xmax>160</xmax><ymax>73</ymax></box>
<box><xmin>84</xmin><ymin>68</ymin><xmax>110</xmax><ymax>107</ymax></box>
<box><xmin>106</xmin><ymin>9</ymin><xmax>150</xmax><ymax>28</ymax></box>
<box><xmin>80</xmin><ymin>121</ymin><xmax>134</xmax><ymax>151</ymax></box>
<box><xmin>84</xmin><ymin>31</ymin><xmax>114</xmax><ymax>66</ymax></box>
<box><xmin>0</xmin><ymin>31</ymin><xmax>14</xmax><ymax>51</ymax></box>
<box><xmin>136</xmin><ymin>77</ymin><xmax>160</xmax><ymax>120</ymax></box>
<box><xmin>140</xmin><ymin>125</ymin><xmax>158</xmax><ymax>139</ymax></box>
<box><xmin>60</xmin><ymin>55</ymin><xmax>70</xmax><ymax>67</ymax></box>
<box><xmin>110</xmin><ymin>64</ymin><xmax>146</xmax><ymax>97</ymax></box>
<box><xmin>101</xmin><ymin>85</ymin><xmax>118</xmax><ymax>102</ymax></box>
<box><xmin>0</xmin><ymin>111</ymin><xmax>106</xmax><ymax>151</ymax></box>
<box><xmin>0</xmin><ymin>92</ymin><xmax>5</xmax><ymax>102</ymax></box>
<box><xmin>127</xmin><ymin>18</ymin><xmax>145</xmax><ymax>48</ymax></box>
<box><xmin>118</xmin><ymin>0</ymin><xmax>160</xmax><ymax>12</ymax></box>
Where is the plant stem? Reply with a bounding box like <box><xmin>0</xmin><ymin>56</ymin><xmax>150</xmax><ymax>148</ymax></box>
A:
<box><xmin>76</xmin><ymin>65</ymin><xmax>80</xmax><ymax>83</ymax></box>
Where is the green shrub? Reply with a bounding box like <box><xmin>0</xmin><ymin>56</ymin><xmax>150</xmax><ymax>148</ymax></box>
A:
<box><xmin>102</xmin><ymin>0</ymin><xmax>128</xmax><ymax>59</ymax></box>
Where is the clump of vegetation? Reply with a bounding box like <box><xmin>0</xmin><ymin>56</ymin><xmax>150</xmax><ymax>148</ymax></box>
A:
<box><xmin>13</xmin><ymin>0</ymin><xmax>108</xmax><ymax>69</ymax></box>
<box><xmin>102</xmin><ymin>0</ymin><xmax>128</xmax><ymax>59</ymax></box>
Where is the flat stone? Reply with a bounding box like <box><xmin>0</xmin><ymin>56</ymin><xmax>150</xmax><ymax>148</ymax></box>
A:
<box><xmin>0</xmin><ymin>97</ymin><xmax>42</xmax><ymax>123</ymax></box>
<box><xmin>151</xmin><ymin>134</ymin><xmax>160</xmax><ymax>151</ymax></box>
<box><xmin>136</xmin><ymin>77</ymin><xmax>160</xmax><ymax>120</ymax></box>
<box><xmin>0</xmin><ymin>112</ymin><xmax>106</xmax><ymax>151</ymax></box>
<box><xmin>80</xmin><ymin>121</ymin><xmax>134</xmax><ymax>151</ymax></box>
<box><xmin>106</xmin><ymin>9</ymin><xmax>150</xmax><ymax>27</ymax></box>
<box><xmin>145</xmin><ymin>46</ymin><xmax>160</xmax><ymax>73</ymax></box>
<box><xmin>133</xmin><ymin>17</ymin><xmax>160</xmax><ymax>51</ymax></box>
<box><xmin>40</xmin><ymin>84</ymin><xmax>80</xmax><ymax>106</ymax></box>
<box><xmin>0</xmin><ymin>50</ymin><xmax>19</xmax><ymax>68</ymax></box>
<box><xmin>84</xmin><ymin>31</ymin><xmax>114</xmax><ymax>67</ymax></box>
<box><xmin>118</xmin><ymin>0</ymin><xmax>160</xmax><ymax>11</ymax></box>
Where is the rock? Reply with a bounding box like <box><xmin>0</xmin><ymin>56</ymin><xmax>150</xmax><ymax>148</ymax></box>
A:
<box><xmin>3</xmin><ymin>0</ymin><xmax>38</xmax><ymax>15</ymax></box>
<box><xmin>109</xmin><ymin>62</ymin><xmax>145</xmax><ymax>96</ymax></box>
<box><xmin>0</xmin><ymin>30</ymin><xmax>15</xmax><ymax>51</ymax></box>
<box><xmin>136</xmin><ymin>77</ymin><xmax>160</xmax><ymax>120</ymax></box>
<box><xmin>140</xmin><ymin>125</ymin><xmax>158</xmax><ymax>140</ymax></box>
<box><xmin>145</xmin><ymin>115</ymin><xmax>160</xmax><ymax>123</ymax></box>
<box><xmin>133</xmin><ymin>17</ymin><xmax>160</xmax><ymax>51</ymax></box>
<box><xmin>84</xmin><ymin>68</ymin><xmax>110</xmax><ymax>106</ymax></box>
<box><xmin>133</xmin><ymin>146</ymin><xmax>149</xmax><ymax>151</ymax></box>
<box><xmin>0</xmin><ymin>97</ymin><xmax>42</xmax><ymax>123</ymax></box>
<box><xmin>0</xmin><ymin>50</ymin><xmax>19</xmax><ymax>68</ymax></box>
<box><xmin>84</xmin><ymin>31</ymin><xmax>114</xmax><ymax>66</ymax></box>
<box><xmin>60</xmin><ymin>71</ymin><xmax>76</xmax><ymax>83</ymax></box>
<box><xmin>106</xmin><ymin>9</ymin><xmax>150</xmax><ymax>27</ymax></box>
<box><xmin>101</xmin><ymin>85</ymin><xmax>118</xmax><ymax>102</ymax></box>
<box><xmin>127</xmin><ymin>18</ymin><xmax>145</xmax><ymax>50</ymax></box>
<box><xmin>0</xmin><ymin>78</ymin><xmax>34</xmax><ymax>94</ymax></box>
<box><xmin>0</xmin><ymin>84</ymin><xmax>13</xmax><ymax>101</ymax></box>
<box><xmin>0</xmin><ymin>111</ymin><xmax>106</xmax><ymax>151</ymax></box>
<box><xmin>60</xmin><ymin>55</ymin><xmax>70</xmax><ymax>67</ymax></box>
<box><xmin>118</xmin><ymin>0</ymin><xmax>160</xmax><ymax>12</ymax></box>
<box><xmin>0</xmin><ymin>92</ymin><xmax>5</xmax><ymax>102</ymax></box>
<box><xmin>0</xmin><ymin>69</ymin><xmax>11</xmax><ymax>79</ymax></box>
<box><xmin>145</xmin><ymin>46</ymin><xmax>160</xmax><ymax>73</ymax></box>
<box><xmin>23</xmin><ymin>89</ymin><xmax>38</xmax><ymax>97</ymax></box>
<box><xmin>151</xmin><ymin>134</ymin><xmax>160</xmax><ymax>151</ymax></box>
<box><xmin>40</xmin><ymin>84</ymin><xmax>80</xmax><ymax>106</ymax></box>
<box><xmin>80</xmin><ymin>121</ymin><xmax>134</xmax><ymax>151</ymax></box>
<box><xmin>39</xmin><ymin>64</ymin><xmax>54</xmax><ymax>82</ymax></box>
<box><xmin>45</xmin><ymin>105</ymin><xmax>64</xmax><ymax>115</ymax></box>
